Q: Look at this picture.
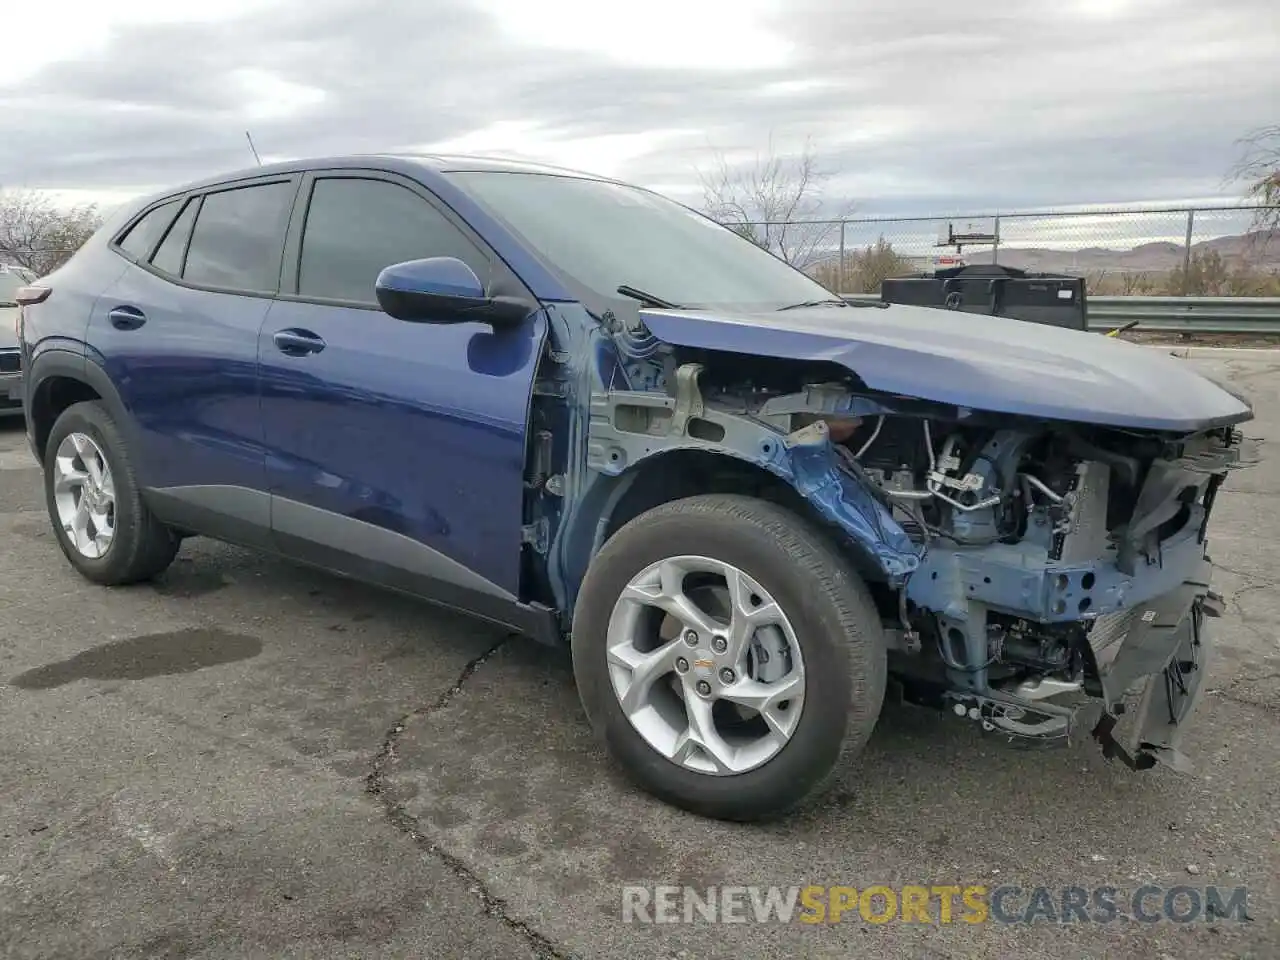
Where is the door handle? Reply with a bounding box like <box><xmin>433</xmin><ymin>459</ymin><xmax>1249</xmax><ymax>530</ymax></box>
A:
<box><xmin>107</xmin><ymin>306</ymin><xmax>146</xmax><ymax>330</ymax></box>
<box><xmin>272</xmin><ymin>328</ymin><xmax>326</xmax><ymax>356</ymax></box>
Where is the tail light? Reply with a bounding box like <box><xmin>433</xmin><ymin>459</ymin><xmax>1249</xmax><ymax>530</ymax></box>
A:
<box><xmin>14</xmin><ymin>285</ymin><xmax>50</xmax><ymax>342</ymax></box>
<box><xmin>14</xmin><ymin>285</ymin><xmax>51</xmax><ymax>306</ymax></box>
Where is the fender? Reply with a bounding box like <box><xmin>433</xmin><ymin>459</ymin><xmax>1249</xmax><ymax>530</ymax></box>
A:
<box><xmin>581</xmin><ymin>362</ymin><xmax>921</xmax><ymax>587</ymax></box>
<box><xmin>532</xmin><ymin>303</ymin><xmax>919</xmax><ymax>622</ymax></box>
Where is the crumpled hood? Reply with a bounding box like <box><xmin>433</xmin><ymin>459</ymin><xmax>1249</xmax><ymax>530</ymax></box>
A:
<box><xmin>638</xmin><ymin>302</ymin><xmax>1253</xmax><ymax>432</ymax></box>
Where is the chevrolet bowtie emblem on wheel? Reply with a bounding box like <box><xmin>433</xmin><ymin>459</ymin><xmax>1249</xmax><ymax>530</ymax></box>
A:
<box><xmin>692</xmin><ymin>659</ymin><xmax>715</xmax><ymax>670</ymax></box>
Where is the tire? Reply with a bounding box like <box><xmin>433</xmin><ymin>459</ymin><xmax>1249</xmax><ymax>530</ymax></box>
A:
<box><xmin>43</xmin><ymin>400</ymin><xmax>179</xmax><ymax>585</ymax></box>
<box><xmin>571</xmin><ymin>493</ymin><xmax>886</xmax><ymax>821</ymax></box>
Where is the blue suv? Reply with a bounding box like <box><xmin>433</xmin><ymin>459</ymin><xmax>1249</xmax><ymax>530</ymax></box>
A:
<box><xmin>16</xmin><ymin>155</ymin><xmax>1257</xmax><ymax>820</ymax></box>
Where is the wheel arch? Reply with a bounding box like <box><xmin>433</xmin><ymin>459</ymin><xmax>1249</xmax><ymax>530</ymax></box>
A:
<box><xmin>600</xmin><ymin>448</ymin><xmax>829</xmax><ymax>543</ymax></box>
<box><xmin>556</xmin><ymin>447</ymin><xmax>904</xmax><ymax>621</ymax></box>
<box><xmin>26</xmin><ymin>351</ymin><xmax>134</xmax><ymax>465</ymax></box>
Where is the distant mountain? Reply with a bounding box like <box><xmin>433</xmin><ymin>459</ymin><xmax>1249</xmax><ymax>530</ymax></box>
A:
<box><xmin>963</xmin><ymin>229</ymin><xmax>1280</xmax><ymax>274</ymax></box>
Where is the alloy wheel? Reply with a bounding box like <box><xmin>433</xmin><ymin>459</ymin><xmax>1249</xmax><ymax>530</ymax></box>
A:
<box><xmin>605</xmin><ymin>555</ymin><xmax>806</xmax><ymax>775</ymax></box>
<box><xmin>52</xmin><ymin>432</ymin><xmax>116</xmax><ymax>559</ymax></box>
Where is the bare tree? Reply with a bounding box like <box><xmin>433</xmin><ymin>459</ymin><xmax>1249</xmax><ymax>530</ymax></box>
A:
<box><xmin>0</xmin><ymin>189</ymin><xmax>103</xmax><ymax>276</ymax></box>
<box><xmin>697</xmin><ymin>136</ymin><xmax>855</xmax><ymax>269</ymax></box>
<box><xmin>1228</xmin><ymin>124</ymin><xmax>1280</xmax><ymax>235</ymax></box>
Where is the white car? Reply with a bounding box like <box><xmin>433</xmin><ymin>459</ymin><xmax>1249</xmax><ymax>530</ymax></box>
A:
<box><xmin>0</xmin><ymin>264</ymin><xmax>34</xmax><ymax>411</ymax></box>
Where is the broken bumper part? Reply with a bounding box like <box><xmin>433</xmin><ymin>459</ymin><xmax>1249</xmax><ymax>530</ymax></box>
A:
<box><xmin>1089</xmin><ymin>591</ymin><xmax>1219</xmax><ymax>773</ymax></box>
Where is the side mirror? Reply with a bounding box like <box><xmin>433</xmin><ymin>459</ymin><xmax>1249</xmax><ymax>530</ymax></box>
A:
<box><xmin>375</xmin><ymin>257</ymin><xmax>531</xmax><ymax>327</ymax></box>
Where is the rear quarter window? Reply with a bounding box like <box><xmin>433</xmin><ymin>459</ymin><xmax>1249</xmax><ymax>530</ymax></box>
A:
<box><xmin>150</xmin><ymin>199</ymin><xmax>200</xmax><ymax>277</ymax></box>
<box><xmin>116</xmin><ymin>199</ymin><xmax>182</xmax><ymax>260</ymax></box>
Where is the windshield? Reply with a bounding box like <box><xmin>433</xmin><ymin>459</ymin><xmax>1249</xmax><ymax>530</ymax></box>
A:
<box><xmin>0</xmin><ymin>269</ymin><xmax>28</xmax><ymax>306</ymax></box>
<box><xmin>446</xmin><ymin>171</ymin><xmax>836</xmax><ymax>311</ymax></box>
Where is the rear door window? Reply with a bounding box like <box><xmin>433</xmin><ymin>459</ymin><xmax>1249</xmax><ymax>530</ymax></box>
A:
<box><xmin>295</xmin><ymin>176</ymin><xmax>489</xmax><ymax>304</ymax></box>
<box><xmin>182</xmin><ymin>181</ymin><xmax>295</xmax><ymax>293</ymax></box>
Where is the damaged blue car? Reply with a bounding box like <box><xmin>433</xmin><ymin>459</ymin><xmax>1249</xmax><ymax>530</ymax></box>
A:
<box><xmin>16</xmin><ymin>155</ymin><xmax>1259</xmax><ymax>821</ymax></box>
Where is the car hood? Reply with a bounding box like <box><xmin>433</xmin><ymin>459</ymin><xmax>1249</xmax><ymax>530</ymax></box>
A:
<box><xmin>638</xmin><ymin>302</ymin><xmax>1253</xmax><ymax>432</ymax></box>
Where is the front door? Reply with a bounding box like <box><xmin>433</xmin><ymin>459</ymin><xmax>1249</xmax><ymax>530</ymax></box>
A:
<box><xmin>257</xmin><ymin>172</ymin><xmax>545</xmax><ymax>613</ymax></box>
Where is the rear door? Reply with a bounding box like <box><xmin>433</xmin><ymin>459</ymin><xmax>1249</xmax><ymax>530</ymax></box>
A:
<box><xmin>89</xmin><ymin>175</ymin><xmax>300</xmax><ymax>543</ymax></box>
<box><xmin>257</xmin><ymin>169</ymin><xmax>546</xmax><ymax>609</ymax></box>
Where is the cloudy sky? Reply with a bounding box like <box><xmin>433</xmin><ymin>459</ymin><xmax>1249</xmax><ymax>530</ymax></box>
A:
<box><xmin>2</xmin><ymin>0</ymin><xmax>1277</xmax><ymax>217</ymax></box>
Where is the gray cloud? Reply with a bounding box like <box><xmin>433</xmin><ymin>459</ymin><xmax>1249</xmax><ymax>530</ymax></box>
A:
<box><xmin>1</xmin><ymin>0</ymin><xmax>1276</xmax><ymax>215</ymax></box>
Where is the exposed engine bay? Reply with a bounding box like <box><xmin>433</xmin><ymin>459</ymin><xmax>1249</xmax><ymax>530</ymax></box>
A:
<box><xmin>584</xmin><ymin>344</ymin><xmax>1260</xmax><ymax>772</ymax></box>
<box><xmin>757</xmin><ymin>382</ymin><xmax>1258</xmax><ymax>766</ymax></box>
<box><xmin>783</xmin><ymin>406</ymin><xmax>1246</xmax><ymax>747</ymax></box>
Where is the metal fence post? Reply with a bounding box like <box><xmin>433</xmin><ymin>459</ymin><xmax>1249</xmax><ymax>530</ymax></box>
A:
<box><xmin>992</xmin><ymin>215</ymin><xmax>1001</xmax><ymax>265</ymax></box>
<box><xmin>1182</xmin><ymin>209</ymin><xmax>1195</xmax><ymax>296</ymax></box>
<box><xmin>829</xmin><ymin>221</ymin><xmax>839</xmax><ymax>285</ymax></box>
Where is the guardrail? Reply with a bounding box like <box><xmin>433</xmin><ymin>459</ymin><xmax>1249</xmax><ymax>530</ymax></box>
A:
<box><xmin>840</xmin><ymin>294</ymin><xmax>1280</xmax><ymax>334</ymax></box>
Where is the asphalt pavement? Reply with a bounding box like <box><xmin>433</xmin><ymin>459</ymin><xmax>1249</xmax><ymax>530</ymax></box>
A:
<box><xmin>2</xmin><ymin>350</ymin><xmax>1277</xmax><ymax>959</ymax></box>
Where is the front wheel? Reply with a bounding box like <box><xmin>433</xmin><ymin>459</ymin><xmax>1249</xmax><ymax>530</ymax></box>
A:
<box><xmin>571</xmin><ymin>494</ymin><xmax>886</xmax><ymax>821</ymax></box>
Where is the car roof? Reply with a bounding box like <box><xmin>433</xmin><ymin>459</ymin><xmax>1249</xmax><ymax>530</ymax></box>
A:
<box><xmin>136</xmin><ymin>152</ymin><xmax>619</xmax><ymax>209</ymax></box>
<box><xmin>392</xmin><ymin>153</ymin><xmax>617</xmax><ymax>179</ymax></box>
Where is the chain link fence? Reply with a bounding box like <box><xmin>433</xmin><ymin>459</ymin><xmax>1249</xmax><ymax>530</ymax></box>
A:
<box><xmin>735</xmin><ymin>205</ymin><xmax>1280</xmax><ymax>297</ymax></box>
<box><xmin>9</xmin><ymin>204</ymin><xmax>1280</xmax><ymax>298</ymax></box>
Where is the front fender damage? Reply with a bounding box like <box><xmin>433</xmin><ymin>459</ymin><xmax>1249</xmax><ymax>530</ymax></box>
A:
<box><xmin>567</xmin><ymin>330</ymin><xmax>1259</xmax><ymax>777</ymax></box>
<box><xmin>586</xmin><ymin>362</ymin><xmax>921</xmax><ymax>584</ymax></box>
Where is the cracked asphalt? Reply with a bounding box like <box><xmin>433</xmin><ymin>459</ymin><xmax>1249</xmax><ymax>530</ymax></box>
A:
<box><xmin>2</xmin><ymin>351</ymin><xmax>1277</xmax><ymax>959</ymax></box>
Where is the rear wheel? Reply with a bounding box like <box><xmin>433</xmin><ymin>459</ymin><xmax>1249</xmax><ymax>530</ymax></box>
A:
<box><xmin>44</xmin><ymin>401</ymin><xmax>179</xmax><ymax>585</ymax></box>
<box><xmin>572</xmin><ymin>494</ymin><xmax>886</xmax><ymax>821</ymax></box>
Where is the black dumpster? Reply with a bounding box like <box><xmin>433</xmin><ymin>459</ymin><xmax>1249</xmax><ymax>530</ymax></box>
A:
<box><xmin>880</xmin><ymin>263</ymin><xmax>1088</xmax><ymax>331</ymax></box>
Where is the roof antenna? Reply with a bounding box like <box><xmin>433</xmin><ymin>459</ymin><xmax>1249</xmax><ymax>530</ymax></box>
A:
<box><xmin>245</xmin><ymin>131</ymin><xmax>263</xmax><ymax>166</ymax></box>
